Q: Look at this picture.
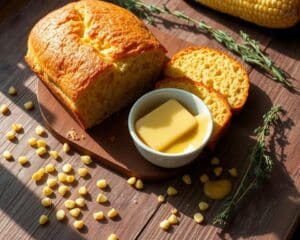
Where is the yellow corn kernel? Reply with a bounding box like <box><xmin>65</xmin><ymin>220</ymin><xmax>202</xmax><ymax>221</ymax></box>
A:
<box><xmin>56</xmin><ymin>209</ymin><xmax>66</xmax><ymax>221</ymax></box>
<box><xmin>47</xmin><ymin>178</ymin><xmax>58</xmax><ymax>188</ymax></box>
<box><xmin>37</xmin><ymin>139</ymin><xmax>47</xmax><ymax>148</ymax></box>
<box><xmin>193</xmin><ymin>212</ymin><xmax>204</xmax><ymax>224</ymax></box>
<box><xmin>77</xmin><ymin>167</ymin><xmax>89</xmax><ymax>177</ymax></box>
<box><xmin>11</xmin><ymin>123</ymin><xmax>23</xmax><ymax>132</ymax></box>
<box><xmin>62</xmin><ymin>163</ymin><xmax>72</xmax><ymax>173</ymax></box>
<box><xmin>66</xmin><ymin>175</ymin><xmax>75</xmax><ymax>183</ymax></box>
<box><xmin>167</xmin><ymin>186</ymin><xmax>178</xmax><ymax>196</ymax></box>
<box><xmin>45</xmin><ymin>163</ymin><xmax>55</xmax><ymax>173</ymax></box>
<box><xmin>107</xmin><ymin>234</ymin><xmax>119</xmax><ymax>240</ymax></box>
<box><xmin>24</xmin><ymin>101</ymin><xmax>34</xmax><ymax>110</ymax></box>
<box><xmin>63</xmin><ymin>143</ymin><xmax>71</xmax><ymax>153</ymax></box>
<box><xmin>41</xmin><ymin>197</ymin><xmax>52</xmax><ymax>207</ymax></box>
<box><xmin>135</xmin><ymin>179</ymin><xmax>144</xmax><ymax>190</ymax></box>
<box><xmin>168</xmin><ymin>214</ymin><xmax>179</xmax><ymax>225</ymax></box>
<box><xmin>32</xmin><ymin>168</ymin><xmax>45</xmax><ymax>181</ymax></box>
<box><xmin>214</xmin><ymin>167</ymin><xmax>223</xmax><ymax>177</ymax></box>
<box><xmin>127</xmin><ymin>177</ymin><xmax>136</xmax><ymax>185</ymax></box>
<box><xmin>18</xmin><ymin>156</ymin><xmax>29</xmax><ymax>166</ymax></box>
<box><xmin>93</xmin><ymin>211</ymin><xmax>105</xmax><ymax>221</ymax></box>
<box><xmin>49</xmin><ymin>150</ymin><xmax>59</xmax><ymax>160</ymax></box>
<box><xmin>58</xmin><ymin>185</ymin><xmax>69</xmax><ymax>196</ymax></box>
<box><xmin>182</xmin><ymin>174</ymin><xmax>192</xmax><ymax>184</ymax></box>
<box><xmin>107</xmin><ymin>208</ymin><xmax>118</xmax><ymax>218</ymax></box>
<box><xmin>42</xmin><ymin>186</ymin><xmax>53</xmax><ymax>196</ymax></box>
<box><xmin>157</xmin><ymin>195</ymin><xmax>165</xmax><ymax>203</ymax></box>
<box><xmin>228</xmin><ymin>168</ymin><xmax>238</xmax><ymax>177</ymax></box>
<box><xmin>36</xmin><ymin>147</ymin><xmax>47</xmax><ymax>156</ymax></box>
<box><xmin>171</xmin><ymin>208</ymin><xmax>178</xmax><ymax>215</ymax></box>
<box><xmin>75</xmin><ymin>198</ymin><xmax>86</xmax><ymax>208</ymax></box>
<box><xmin>28</xmin><ymin>137</ymin><xmax>37</xmax><ymax>147</ymax></box>
<box><xmin>35</xmin><ymin>125</ymin><xmax>45</xmax><ymax>136</ymax></box>
<box><xmin>200</xmin><ymin>174</ymin><xmax>209</xmax><ymax>183</ymax></box>
<box><xmin>96</xmin><ymin>193</ymin><xmax>108</xmax><ymax>203</ymax></box>
<box><xmin>58</xmin><ymin>172</ymin><xmax>67</xmax><ymax>182</ymax></box>
<box><xmin>78</xmin><ymin>186</ymin><xmax>88</xmax><ymax>196</ymax></box>
<box><xmin>39</xmin><ymin>215</ymin><xmax>48</xmax><ymax>225</ymax></box>
<box><xmin>80</xmin><ymin>155</ymin><xmax>91</xmax><ymax>164</ymax></box>
<box><xmin>198</xmin><ymin>201</ymin><xmax>209</xmax><ymax>211</ymax></box>
<box><xmin>64</xmin><ymin>200</ymin><xmax>76</xmax><ymax>209</ymax></box>
<box><xmin>69</xmin><ymin>208</ymin><xmax>81</xmax><ymax>218</ymax></box>
<box><xmin>159</xmin><ymin>219</ymin><xmax>170</xmax><ymax>231</ymax></box>
<box><xmin>8</xmin><ymin>86</ymin><xmax>17</xmax><ymax>95</ymax></box>
<box><xmin>6</xmin><ymin>130</ymin><xmax>16</xmax><ymax>141</ymax></box>
<box><xmin>96</xmin><ymin>179</ymin><xmax>107</xmax><ymax>189</ymax></box>
<box><xmin>0</xmin><ymin>104</ymin><xmax>9</xmax><ymax>114</ymax></box>
<box><xmin>73</xmin><ymin>220</ymin><xmax>84</xmax><ymax>229</ymax></box>
<box><xmin>3</xmin><ymin>150</ymin><xmax>13</xmax><ymax>160</ymax></box>
<box><xmin>210</xmin><ymin>157</ymin><xmax>220</xmax><ymax>165</ymax></box>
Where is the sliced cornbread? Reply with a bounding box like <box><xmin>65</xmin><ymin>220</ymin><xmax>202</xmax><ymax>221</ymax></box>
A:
<box><xmin>156</xmin><ymin>78</ymin><xmax>232</xmax><ymax>148</ymax></box>
<box><xmin>164</xmin><ymin>47</ymin><xmax>250</xmax><ymax>112</ymax></box>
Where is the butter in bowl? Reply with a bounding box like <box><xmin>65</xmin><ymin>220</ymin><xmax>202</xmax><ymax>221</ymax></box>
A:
<box><xmin>128</xmin><ymin>88</ymin><xmax>213</xmax><ymax>168</ymax></box>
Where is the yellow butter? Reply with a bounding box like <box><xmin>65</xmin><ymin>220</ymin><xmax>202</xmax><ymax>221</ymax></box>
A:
<box><xmin>135</xmin><ymin>99</ymin><xmax>197</xmax><ymax>151</ymax></box>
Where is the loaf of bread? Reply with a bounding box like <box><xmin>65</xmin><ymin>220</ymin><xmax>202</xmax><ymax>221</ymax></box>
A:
<box><xmin>25</xmin><ymin>0</ymin><xmax>166</xmax><ymax>129</ymax></box>
<box><xmin>156</xmin><ymin>78</ymin><xmax>232</xmax><ymax>148</ymax></box>
<box><xmin>164</xmin><ymin>47</ymin><xmax>249</xmax><ymax>112</ymax></box>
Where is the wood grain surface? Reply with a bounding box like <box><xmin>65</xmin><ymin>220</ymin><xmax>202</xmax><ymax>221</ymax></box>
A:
<box><xmin>0</xmin><ymin>0</ymin><xmax>299</xmax><ymax>240</ymax></box>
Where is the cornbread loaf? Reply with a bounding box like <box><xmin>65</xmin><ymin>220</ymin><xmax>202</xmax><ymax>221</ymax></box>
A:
<box><xmin>156</xmin><ymin>78</ymin><xmax>232</xmax><ymax>148</ymax></box>
<box><xmin>25</xmin><ymin>0</ymin><xmax>166</xmax><ymax>129</ymax></box>
<box><xmin>164</xmin><ymin>47</ymin><xmax>249</xmax><ymax>112</ymax></box>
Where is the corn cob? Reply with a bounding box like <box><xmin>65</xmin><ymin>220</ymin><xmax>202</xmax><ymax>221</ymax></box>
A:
<box><xmin>195</xmin><ymin>0</ymin><xmax>300</xmax><ymax>28</ymax></box>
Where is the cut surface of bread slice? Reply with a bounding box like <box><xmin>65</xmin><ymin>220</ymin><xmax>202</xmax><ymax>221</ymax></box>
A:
<box><xmin>156</xmin><ymin>78</ymin><xmax>232</xmax><ymax>148</ymax></box>
<box><xmin>164</xmin><ymin>47</ymin><xmax>250</xmax><ymax>112</ymax></box>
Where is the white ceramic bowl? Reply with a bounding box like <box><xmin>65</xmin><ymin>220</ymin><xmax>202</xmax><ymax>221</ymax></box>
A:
<box><xmin>128</xmin><ymin>88</ymin><xmax>213</xmax><ymax>168</ymax></box>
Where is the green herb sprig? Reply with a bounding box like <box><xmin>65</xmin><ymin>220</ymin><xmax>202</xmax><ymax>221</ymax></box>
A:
<box><xmin>109</xmin><ymin>0</ymin><xmax>298</xmax><ymax>92</ymax></box>
<box><xmin>213</xmin><ymin>105</ymin><xmax>282</xmax><ymax>226</ymax></box>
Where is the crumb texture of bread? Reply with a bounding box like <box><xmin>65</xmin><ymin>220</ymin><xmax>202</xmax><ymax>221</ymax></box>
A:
<box><xmin>25</xmin><ymin>0</ymin><xmax>166</xmax><ymax>128</ymax></box>
<box><xmin>164</xmin><ymin>47</ymin><xmax>249</xmax><ymax>112</ymax></box>
<box><xmin>156</xmin><ymin>78</ymin><xmax>232</xmax><ymax>148</ymax></box>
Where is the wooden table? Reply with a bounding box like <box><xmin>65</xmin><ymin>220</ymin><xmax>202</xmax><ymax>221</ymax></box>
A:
<box><xmin>0</xmin><ymin>1</ymin><xmax>299</xmax><ymax>239</ymax></box>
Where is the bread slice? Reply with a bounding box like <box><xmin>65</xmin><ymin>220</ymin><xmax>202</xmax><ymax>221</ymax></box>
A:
<box><xmin>164</xmin><ymin>47</ymin><xmax>250</xmax><ymax>112</ymax></box>
<box><xmin>156</xmin><ymin>78</ymin><xmax>232</xmax><ymax>148</ymax></box>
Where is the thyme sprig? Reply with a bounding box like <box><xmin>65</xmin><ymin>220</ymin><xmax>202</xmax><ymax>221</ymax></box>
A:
<box><xmin>213</xmin><ymin>105</ymin><xmax>282</xmax><ymax>226</ymax></box>
<box><xmin>109</xmin><ymin>0</ymin><xmax>298</xmax><ymax>92</ymax></box>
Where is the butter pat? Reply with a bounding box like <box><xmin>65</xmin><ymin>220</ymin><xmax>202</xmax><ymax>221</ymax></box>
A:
<box><xmin>135</xmin><ymin>99</ymin><xmax>197</xmax><ymax>151</ymax></box>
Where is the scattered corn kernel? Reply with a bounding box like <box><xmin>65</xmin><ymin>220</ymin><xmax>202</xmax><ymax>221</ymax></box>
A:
<box><xmin>135</xmin><ymin>179</ymin><xmax>144</xmax><ymax>190</ymax></box>
<box><xmin>214</xmin><ymin>167</ymin><xmax>223</xmax><ymax>177</ymax></box>
<box><xmin>28</xmin><ymin>137</ymin><xmax>37</xmax><ymax>147</ymax></box>
<box><xmin>198</xmin><ymin>201</ymin><xmax>209</xmax><ymax>211</ymax></box>
<box><xmin>0</xmin><ymin>104</ymin><xmax>9</xmax><ymax>114</ymax></box>
<box><xmin>77</xmin><ymin>167</ymin><xmax>89</xmax><ymax>177</ymax></box>
<box><xmin>64</xmin><ymin>200</ymin><xmax>76</xmax><ymax>209</ymax></box>
<box><xmin>36</xmin><ymin>147</ymin><xmax>47</xmax><ymax>156</ymax></box>
<box><xmin>193</xmin><ymin>213</ymin><xmax>204</xmax><ymax>224</ymax></box>
<box><xmin>47</xmin><ymin>178</ymin><xmax>58</xmax><ymax>188</ymax></box>
<box><xmin>171</xmin><ymin>208</ymin><xmax>178</xmax><ymax>215</ymax></box>
<box><xmin>93</xmin><ymin>211</ymin><xmax>105</xmax><ymax>221</ymax></box>
<box><xmin>75</xmin><ymin>198</ymin><xmax>86</xmax><ymax>208</ymax></box>
<box><xmin>182</xmin><ymin>174</ymin><xmax>192</xmax><ymax>184</ymax></box>
<box><xmin>127</xmin><ymin>177</ymin><xmax>136</xmax><ymax>185</ymax></box>
<box><xmin>11</xmin><ymin>123</ymin><xmax>23</xmax><ymax>132</ymax></box>
<box><xmin>18</xmin><ymin>156</ymin><xmax>29</xmax><ymax>165</ymax></box>
<box><xmin>80</xmin><ymin>155</ymin><xmax>91</xmax><ymax>164</ymax></box>
<box><xmin>211</xmin><ymin>157</ymin><xmax>220</xmax><ymax>165</ymax></box>
<box><xmin>107</xmin><ymin>208</ymin><xmax>118</xmax><ymax>218</ymax></box>
<box><xmin>6</xmin><ymin>130</ymin><xmax>16</xmax><ymax>141</ymax></box>
<box><xmin>62</xmin><ymin>163</ymin><xmax>72</xmax><ymax>173</ymax></box>
<box><xmin>167</xmin><ymin>186</ymin><xmax>178</xmax><ymax>196</ymax></box>
<box><xmin>37</xmin><ymin>139</ymin><xmax>47</xmax><ymax>148</ymax></box>
<box><xmin>63</xmin><ymin>143</ymin><xmax>71</xmax><ymax>153</ymax></box>
<box><xmin>58</xmin><ymin>172</ymin><xmax>67</xmax><ymax>182</ymax></box>
<box><xmin>31</xmin><ymin>168</ymin><xmax>45</xmax><ymax>181</ymax></box>
<box><xmin>41</xmin><ymin>197</ymin><xmax>52</xmax><ymax>207</ymax></box>
<box><xmin>35</xmin><ymin>125</ymin><xmax>45</xmax><ymax>136</ymax></box>
<box><xmin>39</xmin><ymin>215</ymin><xmax>48</xmax><ymax>225</ymax></box>
<box><xmin>228</xmin><ymin>168</ymin><xmax>238</xmax><ymax>177</ymax></box>
<box><xmin>66</xmin><ymin>175</ymin><xmax>75</xmax><ymax>183</ymax></box>
<box><xmin>78</xmin><ymin>186</ymin><xmax>88</xmax><ymax>196</ymax></box>
<box><xmin>200</xmin><ymin>174</ymin><xmax>209</xmax><ymax>183</ymax></box>
<box><xmin>58</xmin><ymin>185</ymin><xmax>69</xmax><ymax>196</ymax></box>
<box><xmin>45</xmin><ymin>163</ymin><xmax>55</xmax><ymax>173</ymax></box>
<box><xmin>159</xmin><ymin>220</ymin><xmax>170</xmax><ymax>231</ymax></box>
<box><xmin>107</xmin><ymin>234</ymin><xmax>119</xmax><ymax>240</ymax></box>
<box><xmin>49</xmin><ymin>150</ymin><xmax>59</xmax><ymax>160</ymax></box>
<box><xmin>73</xmin><ymin>220</ymin><xmax>84</xmax><ymax>229</ymax></box>
<box><xmin>168</xmin><ymin>214</ymin><xmax>179</xmax><ymax>225</ymax></box>
<box><xmin>157</xmin><ymin>195</ymin><xmax>165</xmax><ymax>203</ymax></box>
<box><xmin>8</xmin><ymin>86</ymin><xmax>17</xmax><ymax>95</ymax></box>
<box><xmin>3</xmin><ymin>150</ymin><xmax>13</xmax><ymax>160</ymax></box>
<box><xmin>96</xmin><ymin>193</ymin><xmax>108</xmax><ymax>203</ymax></box>
<box><xmin>96</xmin><ymin>179</ymin><xmax>107</xmax><ymax>189</ymax></box>
<box><xmin>56</xmin><ymin>210</ymin><xmax>66</xmax><ymax>221</ymax></box>
<box><xmin>42</xmin><ymin>186</ymin><xmax>53</xmax><ymax>196</ymax></box>
<box><xmin>69</xmin><ymin>208</ymin><xmax>81</xmax><ymax>218</ymax></box>
<box><xmin>24</xmin><ymin>101</ymin><xmax>34</xmax><ymax>110</ymax></box>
